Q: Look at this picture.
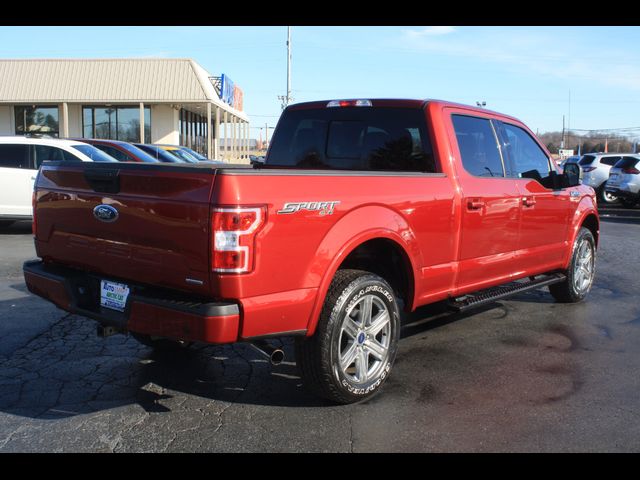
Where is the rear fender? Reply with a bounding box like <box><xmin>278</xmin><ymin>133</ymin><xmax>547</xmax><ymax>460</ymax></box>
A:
<box><xmin>304</xmin><ymin>205</ymin><xmax>421</xmax><ymax>336</ymax></box>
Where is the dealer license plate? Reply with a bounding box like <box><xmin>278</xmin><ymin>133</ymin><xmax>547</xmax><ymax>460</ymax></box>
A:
<box><xmin>100</xmin><ymin>280</ymin><xmax>130</xmax><ymax>312</ymax></box>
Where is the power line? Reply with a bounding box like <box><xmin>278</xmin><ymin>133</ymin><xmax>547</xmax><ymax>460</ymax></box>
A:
<box><xmin>570</xmin><ymin>126</ymin><xmax>640</xmax><ymax>132</ymax></box>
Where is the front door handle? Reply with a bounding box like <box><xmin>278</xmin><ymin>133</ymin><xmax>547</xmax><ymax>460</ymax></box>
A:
<box><xmin>467</xmin><ymin>199</ymin><xmax>485</xmax><ymax>210</ymax></box>
<box><xmin>523</xmin><ymin>196</ymin><xmax>536</xmax><ymax>207</ymax></box>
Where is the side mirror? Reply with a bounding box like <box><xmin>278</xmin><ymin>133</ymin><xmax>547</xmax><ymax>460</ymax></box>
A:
<box><xmin>562</xmin><ymin>162</ymin><xmax>582</xmax><ymax>188</ymax></box>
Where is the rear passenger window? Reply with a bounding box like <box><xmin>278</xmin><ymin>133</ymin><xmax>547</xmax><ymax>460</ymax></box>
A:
<box><xmin>501</xmin><ymin>123</ymin><xmax>551</xmax><ymax>181</ymax></box>
<box><xmin>601</xmin><ymin>156</ymin><xmax>621</xmax><ymax>166</ymax></box>
<box><xmin>452</xmin><ymin>115</ymin><xmax>504</xmax><ymax>177</ymax></box>
<box><xmin>34</xmin><ymin>145</ymin><xmax>67</xmax><ymax>167</ymax></box>
<box><xmin>0</xmin><ymin>144</ymin><xmax>30</xmax><ymax>169</ymax></box>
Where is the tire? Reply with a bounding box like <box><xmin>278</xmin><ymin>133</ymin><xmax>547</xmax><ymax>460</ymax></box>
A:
<box><xmin>295</xmin><ymin>269</ymin><xmax>401</xmax><ymax>404</ymax></box>
<box><xmin>0</xmin><ymin>221</ymin><xmax>15</xmax><ymax>228</ymax></box>
<box><xmin>598</xmin><ymin>186</ymin><xmax>618</xmax><ymax>205</ymax></box>
<box><xmin>130</xmin><ymin>332</ymin><xmax>192</xmax><ymax>351</ymax></box>
<box><xmin>549</xmin><ymin>227</ymin><xmax>596</xmax><ymax>303</ymax></box>
<box><xmin>620</xmin><ymin>198</ymin><xmax>637</xmax><ymax>209</ymax></box>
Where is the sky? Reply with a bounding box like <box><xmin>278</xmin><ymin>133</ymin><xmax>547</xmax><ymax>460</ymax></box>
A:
<box><xmin>1</xmin><ymin>26</ymin><xmax>640</xmax><ymax>140</ymax></box>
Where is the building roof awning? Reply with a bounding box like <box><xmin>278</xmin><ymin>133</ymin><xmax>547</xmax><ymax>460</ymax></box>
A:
<box><xmin>0</xmin><ymin>58</ymin><xmax>248</xmax><ymax>122</ymax></box>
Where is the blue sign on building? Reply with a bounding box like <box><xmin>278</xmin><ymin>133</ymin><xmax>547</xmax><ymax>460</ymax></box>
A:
<box><xmin>220</xmin><ymin>74</ymin><xmax>235</xmax><ymax>106</ymax></box>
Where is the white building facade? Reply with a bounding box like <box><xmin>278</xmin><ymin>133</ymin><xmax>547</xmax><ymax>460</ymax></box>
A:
<box><xmin>0</xmin><ymin>58</ymin><xmax>250</xmax><ymax>161</ymax></box>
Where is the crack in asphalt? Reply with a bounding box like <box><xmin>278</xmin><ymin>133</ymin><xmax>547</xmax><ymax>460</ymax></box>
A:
<box><xmin>348</xmin><ymin>413</ymin><xmax>354</xmax><ymax>453</ymax></box>
<box><xmin>0</xmin><ymin>423</ymin><xmax>28</xmax><ymax>450</ymax></box>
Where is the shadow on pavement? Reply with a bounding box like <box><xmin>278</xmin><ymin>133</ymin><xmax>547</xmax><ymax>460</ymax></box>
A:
<box><xmin>598</xmin><ymin>205</ymin><xmax>640</xmax><ymax>225</ymax></box>
<box><xmin>0</xmin><ymin>292</ymin><xmax>331</xmax><ymax>420</ymax></box>
<box><xmin>0</xmin><ymin>279</ymin><xmax>561</xmax><ymax>419</ymax></box>
<box><xmin>0</xmin><ymin>221</ymin><xmax>32</xmax><ymax>236</ymax></box>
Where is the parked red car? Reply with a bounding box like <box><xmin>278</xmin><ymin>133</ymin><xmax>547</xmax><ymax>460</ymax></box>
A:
<box><xmin>70</xmin><ymin>138</ymin><xmax>160</xmax><ymax>163</ymax></box>
<box><xmin>26</xmin><ymin>99</ymin><xmax>598</xmax><ymax>403</ymax></box>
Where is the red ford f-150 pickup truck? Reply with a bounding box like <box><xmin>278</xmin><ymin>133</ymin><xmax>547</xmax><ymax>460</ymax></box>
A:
<box><xmin>24</xmin><ymin>99</ymin><xmax>598</xmax><ymax>403</ymax></box>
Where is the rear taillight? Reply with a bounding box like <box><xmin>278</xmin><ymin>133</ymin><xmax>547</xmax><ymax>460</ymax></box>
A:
<box><xmin>582</xmin><ymin>167</ymin><xmax>596</xmax><ymax>173</ymax></box>
<box><xmin>212</xmin><ymin>206</ymin><xmax>266</xmax><ymax>273</ymax></box>
<box><xmin>622</xmin><ymin>167</ymin><xmax>640</xmax><ymax>174</ymax></box>
<box><xmin>31</xmin><ymin>191</ymin><xmax>37</xmax><ymax>237</ymax></box>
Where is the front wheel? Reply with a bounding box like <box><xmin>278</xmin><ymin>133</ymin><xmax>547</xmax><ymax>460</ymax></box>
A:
<box><xmin>295</xmin><ymin>269</ymin><xmax>401</xmax><ymax>404</ymax></box>
<box><xmin>549</xmin><ymin>227</ymin><xmax>596</xmax><ymax>303</ymax></box>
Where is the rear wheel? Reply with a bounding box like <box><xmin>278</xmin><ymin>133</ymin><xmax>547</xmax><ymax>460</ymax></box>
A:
<box><xmin>549</xmin><ymin>227</ymin><xmax>596</xmax><ymax>303</ymax></box>
<box><xmin>130</xmin><ymin>332</ymin><xmax>192</xmax><ymax>350</ymax></box>
<box><xmin>598</xmin><ymin>186</ymin><xmax>618</xmax><ymax>204</ymax></box>
<box><xmin>295</xmin><ymin>269</ymin><xmax>401</xmax><ymax>404</ymax></box>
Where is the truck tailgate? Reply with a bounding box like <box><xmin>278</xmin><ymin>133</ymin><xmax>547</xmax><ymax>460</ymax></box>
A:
<box><xmin>34</xmin><ymin>162</ymin><xmax>217</xmax><ymax>297</ymax></box>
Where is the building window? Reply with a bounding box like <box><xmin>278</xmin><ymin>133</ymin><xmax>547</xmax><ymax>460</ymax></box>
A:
<box><xmin>179</xmin><ymin>108</ymin><xmax>208</xmax><ymax>157</ymax></box>
<box><xmin>82</xmin><ymin>106</ymin><xmax>150</xmax><ymax>143</ymax></box>
<box><xmin>15</xmin><ymin>106</ymin><xmax>60</xmax><ymax>137</ymax></box>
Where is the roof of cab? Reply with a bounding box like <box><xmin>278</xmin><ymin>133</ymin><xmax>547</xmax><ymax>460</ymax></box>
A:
<box><xmin>286</xmin><ymin>98</ymin><xmax>524</xmax><ymax>124</ymax></box>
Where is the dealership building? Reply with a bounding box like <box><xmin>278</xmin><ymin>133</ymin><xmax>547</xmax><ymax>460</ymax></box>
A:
<box><xmin>0</xmin><ymin>58</ymin><xmax>250</xmax><ymax>161</ymax></box>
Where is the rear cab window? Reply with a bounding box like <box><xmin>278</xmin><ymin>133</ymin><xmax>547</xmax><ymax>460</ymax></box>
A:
<box><xmin>266</xmin><ymin>106</ymin><xmax>436</xmax><ymax>172</ymax></box>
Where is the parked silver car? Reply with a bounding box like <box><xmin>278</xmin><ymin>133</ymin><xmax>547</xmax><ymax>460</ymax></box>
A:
<box><xmin>558</xmin><ymin>155</ymin><xmax>581</xmax><ymax>174</ymax></box>
<box><xmin>578</xmin><ymin>153</ymin><xmax>631</xmax><ymax>204</ymax></box>
<box><xmin>604</xmin><ymin>155</ymin><xmax>640</xmax><ymax>208</ymax></box>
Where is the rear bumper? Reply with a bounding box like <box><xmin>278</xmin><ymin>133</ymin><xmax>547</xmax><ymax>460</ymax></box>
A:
<box><xmin>23</xmin><ymin>260</ymin><xmax>240</xmax><ymax>344</ymax></box>
<box><xmin>604</xmin><ymin>187</ymin><xmax>639</xmax><ymax>199</ymax></box>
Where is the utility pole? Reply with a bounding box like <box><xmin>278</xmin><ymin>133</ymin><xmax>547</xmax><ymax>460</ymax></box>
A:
<box><xmin>278</xmin><ymin>26</ymin><xmax>293</xmax><ymax>110</ymax></box>
<box><xmin>265</xmin><ymin>122</ymin><xmax>269</xmax><ymax>147</ymax></box>
<box><xmin>567</xmin><ymin>89</ymin><xmax>571</xmax><ymax>150</ymax></box>
<box><xmin>561</xmin><ymin>115</ymin><xmax>565</xmax><ymax>149</ymax></box>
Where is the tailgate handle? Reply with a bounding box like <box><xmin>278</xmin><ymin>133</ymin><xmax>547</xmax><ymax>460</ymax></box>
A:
<box><xmin>84</xmin><ymin>169</ymin><xmax>121</xmax><ymax>194</ymax></box>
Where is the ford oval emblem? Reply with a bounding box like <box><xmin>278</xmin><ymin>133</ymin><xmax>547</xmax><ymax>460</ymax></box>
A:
<box><xmin>93</xmin><ymin>204</ymin><xmax>119</xmax><ymax>223</ymax></box>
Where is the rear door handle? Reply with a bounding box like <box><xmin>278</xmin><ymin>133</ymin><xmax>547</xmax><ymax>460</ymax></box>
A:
<box><xmin>467</xmin><ymin>199</ymin><xmax>485</xmax><ymax>210</ymax></box>
<box><xmin>523</xmin><ymin>196</ymin><xmax>536</xmax><ymax>207</ymax></box>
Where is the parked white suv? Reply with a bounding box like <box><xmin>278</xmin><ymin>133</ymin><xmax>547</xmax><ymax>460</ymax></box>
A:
<box><xmin>0</xmin><ymin>136</ymin><xmax>117</xmax><ymax>226</ymax></box>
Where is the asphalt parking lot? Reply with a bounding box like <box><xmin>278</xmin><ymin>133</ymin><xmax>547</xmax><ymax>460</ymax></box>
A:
<box><xmin>1</xmin><ymin>206</ymin><xmax>639</xmax><ymax>452</ymax></box>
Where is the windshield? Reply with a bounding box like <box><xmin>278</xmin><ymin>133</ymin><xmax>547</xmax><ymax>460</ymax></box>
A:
<box><xmin>165</xmin><ymin>148</ymin><xmax>199</xmax><ymax>163</ymax></box>
<box><xmin>119</xmin><ymin>143</ymin><xmax>161</xmax><ymax>163</ymax></box>
<box><xmin>72</xmin><ymin>144</ymin><xmax>118</xmax><ymax>162</ymax></box>
<box><xmin>134</xmin><ymin>144</ymin><xmax>183</xmax><ymax>163</ymax></box>
<box><xmin>266</xmin><ymin>107</ymin><xmax>436</xmax><ymax>172</ymax></box>
<box><xmin>182</xmin><ymin>147</ymin><xmax>208</xmax><ymax>161</ymax></box>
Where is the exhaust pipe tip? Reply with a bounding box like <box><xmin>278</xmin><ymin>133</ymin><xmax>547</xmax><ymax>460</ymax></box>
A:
<box><xmin>249</xmin><ymin>340</ymin><xmax>285</xmax><ymax>365</ymax></box>
<box><xmin>270</xmin><ymin>349</ymin><xmax>285</xmax><ymax>365</ymax></box>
